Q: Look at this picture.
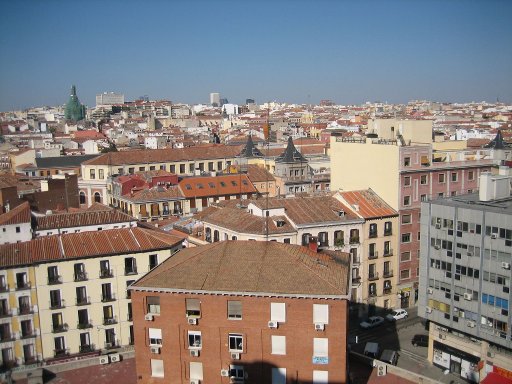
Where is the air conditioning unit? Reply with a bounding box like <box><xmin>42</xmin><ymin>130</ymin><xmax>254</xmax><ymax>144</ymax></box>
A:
<box><xmin>221</xmin><ymin>369</ymin><xmax>230</xmax><ymax>377</ymax></box>
<box><xmin>188</xmin><ymin>318</ymin><xmax>198</xmax><ymax>325</ymax></box>
<box><xmin>434</xmin><ymin>245</ymin><xmax>441</xmax><ymax>250</ymax></box>
<box><xmin>145</xmin><ymin>314</ymin><xmax>154</xmax><ymax>321</ymax></box>
<box><xmin>190</xmin><ymin>349</ymin><xmax>200</xmax><ymax>357</ymax></box>
<box><xmin>467</xmin><ymin>321</ymin><xmax>476</xmax><ymax>328</ymax></box>
<box><xmin>491</xmin><ymin>233</ymin><xmax>498</xmax><ymax>239</ymax></box>
<box><xmin>99</xmin><ymin>355</ymin><xmax>110</xmax><ymax>365</ymax></box>
<box><xmin>464</xmin><ymin>293</ymin><xmax>472</xmax><ymax>301</ymax></box>
<box><xmin>427</xmin><ymin>288</ymin><xmax>434</xmax><ymax>294</ymax></box>
<box><xmin>487</xmin><ymin>351</ymin><xmax>495</xmax><ymax>358</ymax></box>
<box><xmin>150</xmin><ymin>346</ymin><xmax>160</xmax><ymax>354</ymax></box>
<box><xmin>502</xmin><ymin>262</ymin><xmax>510</xmax><ymax>270</ymax></box>
<box><xmin>315</xmin><ymin>323</ymin><xmax>325</xmax><ymax>331</ymax></box>
<box><xmin>377</xmin><ymin>364</ymin><xmax>387</xmax><ymax>376</ymax></box>
<box><xmin>230</xmin><ymin>352</ymin><xmax>240</xmax><ymax>360</ymax></box>
<box><xmin>190</xmin><ymin>380</ymin><xmax>200</xmax><ymax>384</ymax></box>
<box><xmin>267</xmin><ymin>321</ymin><xmax>278</xmax><ymax>329</ymax></box>
<box><xmin>110</xmin><ymin>353</ymin><xmax>120</xmax><ymax>363</ymax></box>
<box><xmin>425</xmin><ymin>307</ymin><xmax>432</xmax><ymax>314</ymax></box>
<box><xmin>435</xmin><ymin>223</ymin><xmax>441</xmax><ymax>229</ymax></box>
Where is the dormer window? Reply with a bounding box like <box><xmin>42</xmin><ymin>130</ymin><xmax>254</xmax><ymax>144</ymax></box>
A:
<box><xmin>275</xmin><ymin>220</ymin><xmax>285</xmax><ymax>228</ymax></box>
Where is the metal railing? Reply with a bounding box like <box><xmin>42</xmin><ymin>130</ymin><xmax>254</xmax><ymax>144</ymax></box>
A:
<box><xmin>368</xmin><ymin>272</ymin><xmax>379</xmax><ymax>281</ymax></box>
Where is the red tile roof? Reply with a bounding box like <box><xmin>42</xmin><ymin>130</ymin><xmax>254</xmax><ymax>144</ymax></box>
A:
<box><xmin>338</xmin><ymin>189</ymin><xmax>398</xmax><ymax>219</ymax></box>
<box><xmin>178</xmin><ymin>174</ymin><xmax>257</xmax><ymax>198</ymax></box>
<box><xmin>0</xmin><ymin>201</ymin><xmax>31</xmax><ymax>226</ymax></box>
<box><xmin>34</xmin><ymin>208</ymin><xmax>134</xmax><ymax>231</ymax></box>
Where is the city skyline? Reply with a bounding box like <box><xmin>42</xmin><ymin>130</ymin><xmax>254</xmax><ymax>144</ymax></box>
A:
<box><xmin>1</xmin><ymin>0</ymin><xmax>511</xmax><ymax>111</ymax></box>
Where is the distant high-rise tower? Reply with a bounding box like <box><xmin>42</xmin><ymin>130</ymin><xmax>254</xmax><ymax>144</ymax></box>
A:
<box><xmin>96</xmin><ymin>92</ymin><xmax>125</xmax><ymax>107</ymax></box>
<box><xmin>210</xmin><ymin>92</ymin><xmax>220</xmax><ymax>107</ymax></box>
<box><xmin>64</xmin><ymin>85</ymin><xmax>86</xmax><ymax>121</ymax></box>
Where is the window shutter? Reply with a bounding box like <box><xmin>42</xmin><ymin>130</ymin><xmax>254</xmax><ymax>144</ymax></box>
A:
<box><xmin>270</xmin><ymin>302</ymin><xmax>286</xmax><ymax>322</ymax></box>
<box><xmin>313</xmin><ymin>304</ymin><xmax>329</xmax><ymax>324</ymax></box>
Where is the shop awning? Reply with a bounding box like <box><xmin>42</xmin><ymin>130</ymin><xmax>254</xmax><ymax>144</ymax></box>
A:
<box><xmin>481</xmin><ymin>372</ymin><xmax>512</xmax><ymax>384</ymax></box>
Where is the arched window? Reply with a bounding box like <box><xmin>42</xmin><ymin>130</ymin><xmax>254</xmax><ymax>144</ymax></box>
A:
<box><xmin>79</xmin><ymin>191</ymin><xmax>86</xmax><ymax>205</ymax></box>
<box><xmin>94</xmin><ymin>192</ymin><xmax>101</xmax><ymax>203</ymax></box>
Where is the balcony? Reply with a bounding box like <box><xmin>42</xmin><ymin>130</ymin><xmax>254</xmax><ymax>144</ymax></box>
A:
<box><xmin>21</xmin><ymin>330</ymin><xmax>36</xmax><ymax>339</ymax></box>
<box><xmin>368</xmin><ymin>272</ymin><xmax>379</xmax><ymax>281</ymax></box>
<box><xmin>101</xmin><ymin>294</ymin><xmax>116</xmax><ymax>303</ymax></box>
<box><xmin>368</xmin><ymin>251</ymin><xmax>378</xmax><ymax>260</ymax></box>
<box><xmin>0</xmin><ymin>308</ymin><xmax>12</xmax><ymax>318</ymax></box>
<box><xmin>48</xmin><ymin>275</ymin><xmax>62</xmax><ymax>285</ymax></box>
<box><xmin>1</xmin><ymin>359</ymin><xmax>17</xmax><ymax>370</ymax></box>
<box><xmin>349</xmin><ymin>237</ymin><xmax>360</xmax><ymax>245</ymax></box>
<box><xmin>334</xmin><ymin>238</ymin><xmax>344</xmax><ymax>248</ymax></box>
<box><xmin>16</xmin><ymin>282</ymin><xmax>31</xmax><ymax>291</ymax></box>
<box><xmin>124</xmin><ymin>267</ymin><xmax>138</xmax><ymax>276</ymax></box>
<box><xmin>76</xmin><ymin>296</ymin><xmax>91</xmax><ymax>306</ymax></box>
<box><xmin>79</xmin><ymin>344</ymin><xmax>95</xmax><ymax>354</ymax></box>
<box><xmin>383</xmin><ymin>249</ymin><xmax>394</xmax><ymax>257</ymax></box>
<box><xmin>351</xmin><ymin>276</ymin><xmax>361</xmax><ymax>285</ymax></box>
<box><xmin>104</xmin><ymin>340</ymin><xmax>120</xmax><ymax>350</ymax></box>
<box><xmin>50</xmin><ymin>299</ymin><xmax>65</xmax><ymax>310</ymax></box>
<box><xmin>383</xmin><ymin>270</ymin><xmax>394</xmax><ymax>278</ymax></box>
<box><xmin>0</xmin><ymin>284</ymin><xmax>9</xmax><ymax>293</ymax></box>
<box><xmin>77</xmin><ymin>321</ymin><xmax>93</xmax><ymax>329</ymax></box>
<box><xmin>100</xmin><ymin>269</ymin><xmax>114</xmax><ymax>279</ymax></box>
<box><xmin>19</xmin><ymin>305</ymin><xmax>33</xmax><ymax>315</ymax></box>
<box><xmin>369</xmin><ymin>231</ymin><xmax>378</xmax><ymax>239</ymax></box>
<box><xmin>103</xmin><ymin>316</ymin><xmax>118</xmax><ymax>326</ymax></box>
<box><xmin>0</xmin><ymin>333</ymin><xmax>15</xmax><ymax>342</ymax></box>
<box><xmin>53</xmin><ymin>348</ymin><xmax>70</xmax><ymax>358</ymax></box>
<box><xmin>74</xmin><ymin>272</ymin><xmax>88</xmax><ymax>282</ymax></box>
<box><xmin>52</xmin><ymin>324</ymin><xmax>69</xmax><ymax>333</ymax></box>
<box><xmin>383</xmin><ymin>287</ymin><xmax>393</xmax><ymax>295</ymax></box>
<box><xmin>368</xmin><ymin>291</ymin><xmax>378</xmax><ymax>297</ymax></box>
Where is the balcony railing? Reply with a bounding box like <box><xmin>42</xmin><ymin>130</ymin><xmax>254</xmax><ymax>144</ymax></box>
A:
<box><xmin>21</xmin><ymin>330</ymin><xmax>35</xmax><ymax>339</ymax></box>
<box><xmin>384</xmin><ymin>229</ymin><xmax>393</xmax><ymax>236</ymax></box>
<box><xmin>48</xmin><ymin>275</ymin><xmax>62</xmax><ymax>285</ymax></box>
<box><xmin>0</xmin><ymin>284</ymin><xmax>9</xmax><ymax>293</ymax></box>
<box><xmin>52</xmin><ymin>324</ymin><xmax>69</xmax><ymax>333</ymax></box>
<box><xmin>383</xmin><ymin>287</ymin><xmax>393</xmax><ymax>295</ymax></box>
<box><xmin>100</xmin><ymin>269</ymin><xmax>114</xmax><ymax>279</ymax></box>
<box><xmin>16</xmin><ymin>282</ymin><xmax>31</xmax><ymax>291</ymax></box>
<box><xmin>0</xmin><ymin>332</ymin><xmax>15</xmax><ymax>342</ymax></box>
<box><xmin>77</xmin><ymin>321</ymin><xmax>93</xmax><ymax>329</ymax></box>
<box><xmin>368</xmin><ymin>291</ymin><xmax>378</xmax><ymax>297</ymax></box>
<box><xmin>101</xmin><ymin>294</ymin><xmax>116</xmax><ymax>303</ymax></box>
<box><xmin>124</xmin><ymin>267</ymin><xmax>138</xmax><ymax>276</ymax></box>
<box><xmin>76</xmin><ymin>296</ymin><xmax>91</xmax><ymax>306</ymax></box>
<box><xmin>19</xmin><ymin>305</ymin><xmax>33</xmax><ymax>315</ymax></box>
<box><xmin>74</xmin><ymin>272</ymin><xmax>88</xmax><ymax>282</ymax></box>
<box><xmin>53</xmin><ymin>348</ymin><xmax>70</xmax><ymax>358</ymax></box>
<box><xmin>351</xmin><ymin>276</ymin><xmax>361</xmax><ymax>285</ymax></box>
<box><xmin>349</xmin><ymin>237</ymin><xmax>360</xmax><ymax>245</ymax></box>
<box><xmin>79</xmin><ymin>344</ymin><xmax>95</xmax><ymax>354</ymax></box>
<box><xmin>0</xmin><ymin>308</ymin><xmax>12</xmax><ymax>318</ymax></box>
<box><xmin>50</xmin><ymin>299</ymin><xmax>65</xmax><ymax>310</ymax></box>
<box><xmin>368</xmin><ymin>272</ymin><xmax>379</xmax><ymax>281</ymax></box>
<box><xmin>368</xmin><ymin>251</ymin><xmax>378</xmax><ymax>260</ymax></box>
<box><xmin>383</xmin><ymin>270</ymin><xmax>394</xmax><ymax>278</ymax></box>
<box><xmin>105</xmin><ymin>340</ymin><xmax>120</xmax><ymax>349</ymax></box>
<box><xmin>383</xmin><ymin>249</ymin><xmax>394</xmax><ymax>257</ymax></box>
<box><xmin>103</xmin><ymin>316</ymin><xmax>118</xmax><ymax>326</ymax></box>
<box><xmin>369</xmin><ymin>231</ymin><xmax>378</xmax><ymax>239</ymax></box>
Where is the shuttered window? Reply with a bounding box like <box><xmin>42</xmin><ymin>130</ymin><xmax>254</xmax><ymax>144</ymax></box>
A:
<box><xmin>228</xmin><ymin>301</ymin><xmax>242</xmax><ymax>319</ymax></box>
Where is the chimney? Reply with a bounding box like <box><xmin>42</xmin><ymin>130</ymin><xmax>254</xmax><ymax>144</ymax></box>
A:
<box><xmin>308</xmin><ymin>236</ymin><xmax>319</xmax><ymax>253</ymax></box>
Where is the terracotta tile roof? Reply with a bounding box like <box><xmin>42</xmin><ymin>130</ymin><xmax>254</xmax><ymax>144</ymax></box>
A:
<box><xmin>246</xmin><ymin>164</ymin><xmax>276</xmax><ymax>182</ymax></box>
<box><xmin>338</xmin><ymin>189</ymin><xmax>398</xmax><ymax>219</ymax></box>
<box><xmin>34</xmin><ymin>208</ymin><xmax>134</xmax><ymax>230</ymax></box>
<box><xmin>178</xmin><ymin>174</ymin><xmax>257</xmax><ymax>198</ymax></box>
<box><xmin>125</xmin><ymin>186</ymin><xmax>184</xmax><ymax>202</ymax></box>
<box><xmin>0</xmin><ymin>201</ymin><xmax>31</xmax><ymax>226</ymax></box>
<box><xmin>133</xmin><ymin>241</ymin><xmax>350</xmax><ymax>296</ymax></box>
<box><xmin>0</xmin><ymin>227</ymin><xmax>183</xmax><ymax>268</ymax></box>
<box><xmin>82</xmin><ymin>144</ymin><xmax>242</xmax><ymax>166</ymax></box>
<box><xmin>0</xmin><ymin>174</ymin><xmax>18</xmax><ymax>189</ymax></box>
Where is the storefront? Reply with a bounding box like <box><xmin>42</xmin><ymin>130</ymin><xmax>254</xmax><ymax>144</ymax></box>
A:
<box><xmin>433</xmin><ymin>341</ymin><xmax>480</xmax><ymax>383</ymax></box>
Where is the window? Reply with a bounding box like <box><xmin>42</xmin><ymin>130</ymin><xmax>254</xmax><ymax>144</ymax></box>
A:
<box><xmin>313</xmin><ymin>338</ymin><xmax>328</xmax><ymax>357</ymax></box>
<box><xmin>151</xmin><ymin>359</ymin><xmax>164</xmax><ymax>378</ymax></box>
<box><xmin>76</xmin><ymin>286</ymin><xmax>88</xmax><ymax>305</ymax></box>
<box><xmin>188</xmin><ymin>331</ymin><xmax>201</xmax><ymax>349</ymax></box>
<box><xmin>52</xmin><ymin>312</ymin><xmax>64</xmax><ymax>331</ymax></box>
<box><xmin>404</xmin><ymin>176</ymin><xmax>411</xmax><ymax>186</ymax></box>
<box><xmin>54</xmin><ymin>336</ymin><xmax>66</xmax><ymax>355</ymax></box>
<box><xmin>47</xmin><ymin>266</ymin><xmax>60</xmax><ymax>284</ymax></box>
<box><xmin>186</xmin><ymin>298</ymin><xmax>201</xmax><ymax>318</ymax></box>
<box><xmin>103</xmin><ymin>305</ymin><xmax>115</xmax><ymax>324</ymax></box>
<box><xmin>368</xmin><ymin>283</ymin><xmax>376</xmax><ymax>296</ymax></box>
<box><xmin>101</xmin><ymin>283</ymin><xmax>113</xmax><ymax>302</ymax></box>
<box><xmin>438</xmin><ymin>173</ymin><xmax>445</xmax><ymax>183</ymax></box>
<box><xmin>90</xmin><ymin>169</ymin><xmax>95</xmax><ymax>179</ymax></box>
<box><xmin>16</xmin><ymin>272</ymin><xmax>28</xmax><ymax>289</ymax></box>
<box><xmin>139</xmin><ymin>167</ymin><xmax>145</xmax><ymax>172</ymax></box>
<box><xmin>147</xmin><ymin>296</ymin><xmax>160</xmax><ymax>314</ymax></box>
<box><xmin>74</xmin><ymin>263</ymin><xmax>86</xmax><ymax>281</ymax></box>
<box><xmin>400</xmin><ymin>252</ymin><xmax>411</xmax><ymax>262</ymax></box>
<box><xmin>50</xmin><ymin>289</ymin><xmax>62</xmax><ymax>308</ymax></box>
<box><xmin>272</xmin><ymin>368</ymin><xmax>287</xmax><ymax>384</ymax></box>
<box><xmin>228</xmin><ymin>301</ymin><xmax>242</xmax><ymax>319</ymax></box>
<box><xmin>230</xmin><ymin>365</ymin><xmax>245</xmax><ymax>380</ymax></box>
<box><xmin>124</xmin><ymin>257</ymin><xmax>137</xmax><ymax>275</ymax></box>
<box><xmin>401</xmin><ymin>214</ymin><xmax>411</xmax><ymax>224</ymax></box>
<box><xmin>384</xmin><ymin>221</ymin><xmax>392</xmax><ymax>235</ymax></box>
<box><xmin>401</xmin><ymin>233</ymin><xmax>411</xmax><ymax>243</ymax></box>
<box><xmin>400</xmin><ymin>269</ymin><xmax>410</xmax><ymax>279</ymax></box>
<box><xmin>468</xmin><ymin>170</ymin><xmax>474</xmax><ymax>181</ymax></box>
<box><xmin>100</xmin><ymin>260</ymin><xmax>112</xmax><ymax>278</ymax></box>
<box><xmin>451</xmin><ymin>172</ymin><xmax>458</xmax><ymax>182</ymax></box>
<box><xmin>16</xmin><ymin>227</ymin><xmax>20</xmax><ymax>233</ymax></box>
<box><xmin>404</xmin><ymin>157</ymin><xmax>411</xmax><ymax>167</ymax></box>
<box><xmin>270</xmin><ymin>302</ymin><xmax>286</xmax><ymax>323</ymax></box>
<box><xmin>98</xmin><ymin>169</ymin><xmax>104</xmax><ymax>179</ymax></box>
<box><xmin>228</xmin><ymin>334</ymin><xmax>243</xmax><ymax>352</ymax></box>
<box><xmin>271</xmin><ymin>335</ymin><xmax>286</xmax><ymax>355</ymax></box>
<box><xmin>313</xmin><ymin>371</ymin><xmax>329</xmax><ymax>384</ymax></box>
<box><xmin>421</xmin><ymin>194</ymin><xmax>427</xmax><ymax>202</ymax></box>
<box><xmin>78</xmin><ymin>309</ymin><xmax>89</xmax><ymax>328</ymax></box>
<box><xmin>149</xmin><ymin>254</ymin><xmax>158</xmax><ymax>270</ymax></box>
<box><xmin>318</xmin><ymin>232</ymin><xmax>328</xmax><ymax>246</ymax></box>
<box><xmin>420</xmin><ymin>175</ymin><xmax>427</xmax><ymax>185</ymax></box>
<box><xmin>190</xmin><ymin>362</ymin><xmax>203</xmax><ymax>381</ymax></box>
<box><xmin>403</xmin><ymin>196</ymin><xmax>411</xmax><ymax>206</ymax></box>
<box><xmin>369</xmin><ymin>223</ymin><xmax>377</xmax><ymax>238</ymax></box>
<box><xmin>313</xmin><ymin>304</ymin><xmax>329</xmax><ymax>324</ymax></box>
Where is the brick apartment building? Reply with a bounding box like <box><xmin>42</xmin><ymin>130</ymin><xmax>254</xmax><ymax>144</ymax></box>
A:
<box><xmin>131</xmin><ymin>241</ymin><xmax>350</xmax><ymax>384</ymax></box>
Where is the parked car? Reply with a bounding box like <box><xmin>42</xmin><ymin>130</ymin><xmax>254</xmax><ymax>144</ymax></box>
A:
<box><xmin>386</xmin><ymin>309</ymin><xmax>408</xmax><ymax>321</ymax></box>
<box><xmin>380</xmin><ymin>349</ymin><xmax>399</xmax><ymax>365</ymax></box>
<box><xmin>360</xmin><ymin>316</ymin><xmax>385</xmax><ymax>329</ymax></box>
<box><xmin>411</xmin><ymin>334</ymin><xmax>429</xmax><ymax>347</ymax></box>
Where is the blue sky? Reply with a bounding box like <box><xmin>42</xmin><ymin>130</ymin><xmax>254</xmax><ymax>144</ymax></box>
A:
<box><xmin>1</xmin><ymin>0</ymin><xmax>511</xmax><ymax>110</ymax></box>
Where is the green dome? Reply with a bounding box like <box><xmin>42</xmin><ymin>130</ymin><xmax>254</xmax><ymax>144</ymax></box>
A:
<box><xmin>64</xmin><ymin>85</ymin><xmax>86</xmax><ymax>121</ymax></box>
